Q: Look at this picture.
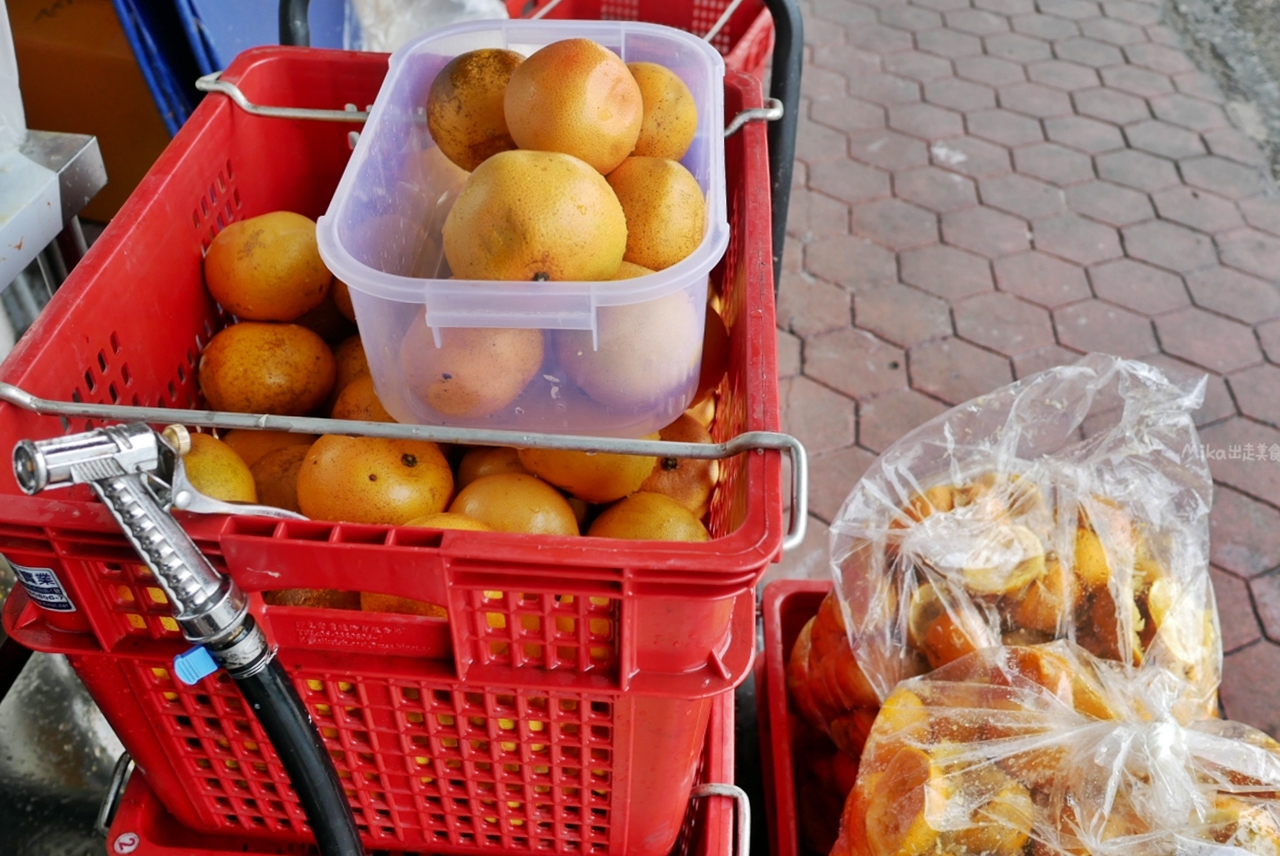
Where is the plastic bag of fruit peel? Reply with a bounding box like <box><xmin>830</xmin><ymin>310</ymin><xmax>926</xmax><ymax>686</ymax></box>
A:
<box><xmin>829</xmin><ymin>353</ymin><xmax>1220</xmax><ymax>724</ymax></box>
<box><xmin>831</xmin><ymin>642</ymin><xmax>1280</xmax><ymax>856</ymax></box>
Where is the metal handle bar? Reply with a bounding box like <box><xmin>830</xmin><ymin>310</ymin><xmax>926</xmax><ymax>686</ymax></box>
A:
<box><xmin>0</xmin><ymin>382</ymin><xmax>807</xmax><ymax>552</ymax></box>
<box><xmin>196</xmin><ymin>71</ymin><xmax>779</xmax><ymax>139</ymax></box>
<box><xmin>95</xmin><ymin>751</ymin><xmax>135</xmax><ymax>837</ymax></box>
<box><xmin>692</xmin><ymin>783</ymin><xmax>751</xmax><ymax>856</ymax></box>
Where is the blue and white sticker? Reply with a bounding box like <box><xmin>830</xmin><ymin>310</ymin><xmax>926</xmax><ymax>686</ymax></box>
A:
<box><xmin>9</xmin><ymin>559</ymin><xmax>76</xmax><ymax>612</ymax></box>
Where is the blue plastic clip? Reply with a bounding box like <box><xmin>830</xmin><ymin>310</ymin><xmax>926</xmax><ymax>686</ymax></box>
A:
<box><xmin>174</xmin><ymin>646</ymin><xmax>218</xmax><ymax>685</ymax></box>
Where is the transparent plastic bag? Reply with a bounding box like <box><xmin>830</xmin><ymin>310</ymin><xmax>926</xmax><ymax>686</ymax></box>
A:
<box><xmin>829</xmin><ymin>354</ymin><xmax>1220</xmax><ymax>723</ymax></box>
<box><xmin>832</xmin><ymin>642</ymin><xmax>1280</xmax><ymax>856</ymax></box>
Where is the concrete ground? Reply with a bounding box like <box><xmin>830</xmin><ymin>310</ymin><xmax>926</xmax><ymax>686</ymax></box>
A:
<box><xmin>768</xmin><ymin>0</ymin><xmax>1280</xmax><ymax>737</ymax></box>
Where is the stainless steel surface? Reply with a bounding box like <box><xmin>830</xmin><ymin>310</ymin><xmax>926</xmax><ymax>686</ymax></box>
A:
<box><xmin>0</xmin><ymin>560</ymin><xmax>124</xmax><ymax>856</ymax></box>
<box><xmin>692</xmin><ymin>782</ymin><xmax>751</xmax><ymax>856</ymax></box>
<box><xmin>724</xmin><ymin>98</ymin><xmax>784</xmax><ymax>138</ymax></box>
<box><xmin>17</xmin><ymin>131</ymin><xmax>107</xmax><ymax>226</ymax></box>
<box><xmin>196</xmin><ymin>71</ymin><xmax>371</xmax><ymax>122</ymax></box>
<box><xmin>0</xmin><ymin>381</ymin><xmax>809</xmax><ymax>550</ymax></box>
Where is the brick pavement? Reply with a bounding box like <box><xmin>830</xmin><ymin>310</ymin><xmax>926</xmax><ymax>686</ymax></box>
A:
<box><xmin>768</xmin><ymin>0</ymin><xmax>1280</xmax><ymax>736</ymax></box>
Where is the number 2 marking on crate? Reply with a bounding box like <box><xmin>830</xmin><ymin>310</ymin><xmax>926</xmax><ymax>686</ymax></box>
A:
<box><xmin>113</xmin><ymin>832</ymin><xmax>140</xmax><ymax>853</ymax></box>
<box><xmin>7</xmin><ymin>558</ymin><xmax>76</xmax><ymax>612</ymax></box>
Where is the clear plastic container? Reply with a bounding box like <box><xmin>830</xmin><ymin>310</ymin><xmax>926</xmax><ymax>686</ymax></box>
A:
<box><xmin>317</xmin><ymin>19</ymin><xmax>729</xmax><ymax>437</ymax></box>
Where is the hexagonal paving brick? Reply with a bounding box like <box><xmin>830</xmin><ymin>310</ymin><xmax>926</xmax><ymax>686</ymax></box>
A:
<box><xmin>1185</xmin><ymin>267</ymin><xmax>1280</xmax><ymax>323</ymax></box>
<box><xmin>901</xmin><ymin>244</ymin><xmax>996</xmax><ymax>298</ymax></box>
<box><xmin>888</xmin><ymin>102</ymin><xmax>966</xmax><ymax>140</ymax></box>
<box><xmin>1079</xmin><ymin>16</ymin><xmax>1147</xmax><ymax>44</ymax></box>
<box><xmin>1150</xmin><ymin>93</ymin><xmax>1230</xmax><ymax>131</ymax></box>
<box><xmin>1125</xmin><ymin>43</ymin><xmax>1197</xmax><ymax>75</ymax></box>
<box><xmin>1123</xmin><ymin>221</ymin><xmax>1218</xmax><ymax>273</ymax></box>
<box><xmin>914</xmin><ymin>0</ymin><xmax>979</xmax><ymax>10</ymax></box>
<box><xmin>1151</xmin><ymin>186</ymin><xmax>1243</xmax><ymax>233</ymax></box>
<box><xmin>909</xmin><ymin>337</ymin><xmax>1015</xmax><ymax>404</ymax></box>
<box><xmin>1157</xmin><ymin>307</ymin><xmax>1262</xmax><ymax>372</ymax></box>
<box><xmin>985</xmin><ymin>32</ymin><xmax>1055</xmax><ymax>62</ymax></box>
<box><xmin>1014</xmin><ymin>142</ymin><xmax>1096</xmax><ymax>185</ymax></box>
<box><xmin>943</xmin><ymin>207</ymin><xmax>1032</xmax><ymax>256</ymax></box>
<box><xmin>1123</xmin><ymin>119</ymin><xmax>1206</xmax><ymax>159</ymax></box>
<box><xmin>1044</xmin><ymin>115</ymin><xmax>1125</xmax><ymax>153</ymax></box>
<box><xmin>1104</xmin><ymin>0</ymin><xmax>1163</xmax><ymax>24</ymax></box>
<box><xmin>1239</xmin><ymin>197</ymin><xmax>1280</xmax><ymax>237</ymax></box>
<box><xmin>849</xmin><ymin>73</ymin><xmax>922</xmax><ymax>107</ymax></box>
<box><xmin>787</xmin><ymin>188</ymin><xmax>850</xmax><ymax>241</ymax></box>
<box><xmin>778</xmin><ymin>271</ymin><xmax>853</xmax><ymax>337</ymax></box>
<box><xmin>893</xmin><ymin>167</ymin><xmax>980</xmax><ymax>213</ymax></box>
<box><xmin>806</xmin><ymin>235</ymin><xmax>899</xmax><ymax>292</ymax></box>
<box><xmin>1073</xmin><ymin>87</ymin><xmax>1150</xmax><ymax>123</ymax></box>
<box><xmin>1038</xmin><ymin>0</ymin><xmax>1102</xmax><ymax>19</ymax></box>
<box><xmin>1204</xmin><ymin>128</ymin><xmax>1269</xmax><ymax>169</ymax></box>
<box><xmin>1095</xmin><ymin>149</ymin><xmax>1180</xmax><ymax>191</ymax></box>
<box><xmin>946</xmin><ymin>8</ymin><xmax>1012</xmax><ymax>35</ymax></box>
<box><xmin>806</xmin><ymin>326</ymin><xmax>909</xmax><ymax>399</ymax></box>
<box><xmin>994</xmin><ymin>251</ymin><xmax>1093</xmax><ymax>306</ymax></box>
<box><xmin>814</xmin><ymin>43</ymin><xmax>882</xmax><ymax>77</ymax></box>
<box><xmin>1173</xmin><ymin>68</ymin><xmax>1227</xmax><ymax>101</ymax></box>
<box><xmin>855</xmin><ymin>284</ymin><xmax>955</xmax><ymax>346</ymax></box>
<box><xmin>979</xmin><ymin>0</ymin><xmax>1037</xmax><ymax>14</ymax></box>
<box><xmin>811</xmin><ymin>0</ymin><xmax>878</xmax><ymax>25</ymax></box>
<box><xmin>804</xmin><ymin>66</ymin><xmax>852</xmax><ymax>100</ymax></box>
<box><xmin>847</xmin><ymin>129</ymin><xmax>931</xmax><ymax>172</ymax></box>
<box><xmin>1032</xmin><ymin>214</ymin><xmax>1122</xmax><ymax>264</ymax></box>
<box><xmin>1027</xmin><ymin>60</ymin><xmax>1102</xmax><ymax>91</ymax></box>
<box><xmin>1229</xmin><ymin>364</ymin><xmax>1280</xmax><ymax>427</ymax></box>
<box><xmin>779</xmin><ymin>375</ymin><xmax>856</xmax><ymax>455</ymax></box>
<box><xmin>1065</xmin><ymin>181</ymin><xmax>1154</xmax><ymax>226</ymax></box>
<box><xmin>1180</xmin><ymin>156</ymin><xmax>1269</xmax><ymax>200</ymax></box>
<box><xmin>809</xmin><ymin>156</ymin><xmax>893</xmax><ymax>207</ymax></box>
<box><xmin>1011</xmin><ymin>12</ymin><xmax>1080</xmax><ymax>40</ymax></box>
<box><xmin>1221</xmin><ymin>641</ymin><xmax>1280</xmax><ymax>738</ymax></box>
<box><xmin>1212</xmin><ymin>566</ymin><xmax>1263</xmax><ymax>653</ymax></box>
<box><xmin>883</xmin><ymin>51</ymin><xmax>954</xmax><ymax>83</ymax></box>
<box><xmin>980</xmin><ymin>174</ymin><xmax>1068</xmax><ymax>220</ymax></box>
<box><xmin>917</xmin><ymin>28</ymin><xmax>985</xmax><ymax>59</ymax></box>
<box><xmin>1256</xmin><ymin>574</ymin><xmax>1280</xmax><ymax>643</ymax></box>
<box><xmin>1219</xmin><ymin>228</ymin><xmax>1280</xmax><ymax>281</ymax></box>
<box><xmin>805</xmin><ymin>447</ymin><xmax>879</xmax><ymax>525</ymax></box>
<box><xmin>1210</xmin><ymin>485</ymin><xmax>1280</xmax><ymax>577</ymax></box>
<box><xmin>879</xmin><ymin>5</ymin><xmax>945</xmax><ymax>32</ymax></box>
<box><xmin>796</xmin><ymin>117</ymin><xmax>850</xmax><ymax>163</ymax></box>
<box><xmin>954</xmin><ymin>292</ymin><xmax>1057</xmax><ymax>355</ymax></box>
<box><xmin>1053</xmin><ymin>37</ymin><xmax>1125</xmax><ymax>67</ymax></box>
<box><xmin>999</xmin><ymin>82</ymin><xmax>1075</xmax><ymax>118</ymax></box>
<box><xmin>967</xmin><ymin>109</ymin><xmax>1044</xmax><ymax>147</ymax></box>
<box><xmin>810</xmin><ymin>96</ymin><xmax>887</xmax><ymax>134</ymax></box>
<box><xmin>858</xmin><ymin>388</ymin><xmax>950</xmax><ymax>453</ymax></box>
<box><xmin>1100</xmin><ymin>66</ymin><xmax>1175</xmax><ymax>100</ymax></box>
<box><xmin>1012</xmin><ymin>344</ymin><xmax>1087</xmax><ymax>377</ymax></box>
<box><xmin>777</xmin><ymin>328</ymin><xmax>802</xmax><ymax>378</ymax></box>
<box><xmin>956</xmin><ymin>56</ymin><xmax>1028</xmax><ymax>87</ymax></box>
<box><xmin>1088</xmin><ymin>258</ymin><xmax>1189</xmax><ymax>314</ymax></box>
<box><xmin>853</xmin><ymin>198</ymin><xmax>939</xmax><ymax>250</ymax></box>
<box><xmin>924</xmin><ymin>78</ymin><xmax>998</xmax><ymax>111</ymax></box>
<box><xmin>1199</xmin><ymin>418</ymin><xmax>1280</xmax><ymax>509</ymax></box>
<box><xmin>929</xmin><ymin>137</ymin><xmax>1013</xmax><ymax>178</ymax></box>
<box><xmin>1054</xmin><ymin>300</ymin><xmax>1158</xmax><ymax>356</ymax></box>
<box><xmin>848</xmin><ymin>24</ymin><xmax>916</xmax><ymax>53</ymax></box>
<box><xmin>1260</xmin><ymin>319</ymin><xmax>1280</xmax><ymax>363</ymax></box>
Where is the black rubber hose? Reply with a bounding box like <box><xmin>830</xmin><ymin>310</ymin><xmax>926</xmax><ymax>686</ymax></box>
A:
<box><xmin>279</xmin><ymin>0</ymin><xmax>312</xmax><ymax>47</ymax></box>
<box><xmin>235</xmin><ymin>658</ymin><xmax>365</xmax><ymax>856</ymax></box>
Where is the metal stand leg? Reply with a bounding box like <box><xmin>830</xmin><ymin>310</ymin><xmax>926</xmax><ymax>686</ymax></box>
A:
<box><xmin>762</xmin><ymin>0</ymin><xmax>803</xmax><ymax>295</ymax></box>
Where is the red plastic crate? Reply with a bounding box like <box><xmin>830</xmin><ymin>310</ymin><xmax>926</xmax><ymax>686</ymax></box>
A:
<box><xmin>103</xmin><ymin>689</ymin><xmax>737</xmax><ymax>856</ymax></box>
<box><xmin>506</xmin><ymin>0</ymin><xmax>775</xmax><ymax>80</ymax></box>
<box><xmin>757</xmin><ymin>580</ymin><xmax>834</xmax><ymax>856</ymax></box>
<box><xmin>0</xmin><ymin>46</ymin><xmax>777</xmax><ymax>855</ymax></box>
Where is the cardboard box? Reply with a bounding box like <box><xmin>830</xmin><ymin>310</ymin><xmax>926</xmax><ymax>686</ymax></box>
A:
<box><xmin>9</xmin><ymin>0</ymin><xmax>172</xmax><ymax>221</ymax></box>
